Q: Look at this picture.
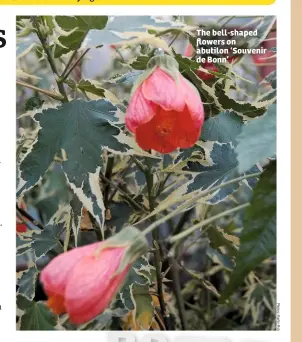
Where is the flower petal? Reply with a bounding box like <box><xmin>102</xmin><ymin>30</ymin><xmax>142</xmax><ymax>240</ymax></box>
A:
<box><xmin>180</xmin><ymin>76</ymin><xmax>205</xmax><ymax>126</ymax></box>
<box><xmin>47</xmin><ymin>294</ymin><xmax>66</xmax><ymax>315</ymax></box>
<box><xmin>65</xmin><ymin>248</ymin><xmax>129</xmax><ymax>324</ymax></box>
<box><xmin>135</xmin><ymin>107</ymin><xmax>178</xmax><ymax>154</ymax></box>
<box><xmin>40</xmin><ymin>242</ymin><xmax>101</xmax><ymax>297</ymax></box>
<box><xmin>142</xmin><ymin>67</ymin><xmax>185</xmax><ymax>112</ymax></box>
<box><xmin>125</xmin><ymin>86</ymin><xmax>156</xmax><ymax>132</ymax></box>
<box><xmin>166</xmin><ymin>106</ymin><xmax>202</xmax><ymax>149</ymax></box>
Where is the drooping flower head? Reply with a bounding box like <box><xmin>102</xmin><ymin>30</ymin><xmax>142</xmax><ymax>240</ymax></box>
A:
<box><xmin>125</xmin><ymin>54</ymin><xmax>205</xmax><ymax>154</ymax></box>
<box><xmin>40</xmin><ymin>226</ymin><xmax>148</xmax><ymax>324</ymax></box>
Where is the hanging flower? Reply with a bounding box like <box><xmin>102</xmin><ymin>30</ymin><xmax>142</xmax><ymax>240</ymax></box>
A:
<box><xmin>40</xmin><ymin>226</ymin><xmax>148</xmax><ymax>324</ymax></box>
<box><xmin>125</xmin><ymin>55</ymin><xmax>204</xmax><ymax>154</ymax></box>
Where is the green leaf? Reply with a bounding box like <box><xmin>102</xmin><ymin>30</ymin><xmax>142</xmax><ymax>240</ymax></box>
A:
<box><xmin>119</xmin><ymin>257</ymin><xmax>153</xmax><ymax>309</ymax></box>
<box><xmin>25</xmin><ymin>97</ymin><xmax>44</xmax><ymax>111</ymax></box>
<box><xmin>207</xmin><ymin>246</ymin><xmax>234</xmax><ymax>270</ymax></box>
<box><xmin>70</xmin><ymin>194</ymin><xmax>83</xmax><ymax>247</ymax></box>
<box><xmin>182</xmin><ymin>142</ymin><xmax>260</xmax><ymax>204</ymax></box>
<box><xmin>17</xmin><ymin>294</ymin><xmax>32</xmax><ymax>310</ymax></box>
<box><xmin>248</xmin><ymin>16</ymin><xmax>276</xmax><ymax>48</ymax></box>
<box><xmin>201</xmin><ymin>111</ymin><xmax>244</xmax><ymax>145</ymax></box>
<box><xmin>43</xmin><ymin>16</ymin><xmax>56</xmax><ymax>35</ymax></box>
<box><xmin>131</xmin><ymin>56</ymin><xmax>151</xmax><ymax>70</ymax></box>
<box><xmin>17</xmin><ymin>99</ymin><xmax>134</xmax><ymax>227</ymax></box>
<box><xmin>263</xmin><ymin>70</ymin><xmax>276</xmax><ymax>89</ymax></box>
<box><xmin>174</xmin><ymin>52</ymin><xmax>200</xmax><ymax>72</ymax></box>
<box><xmin>118</xmin><ymin>257</ymin><xmax>155</xmax><ymax>330</ymax></box>
<box><xmin>108</xmin><ymin>71</ymin><xmax>144</xmax><ymax>86</ymax></box>
<box><xmin>85</xmin><ymin>16</ymin><xmax>181</xmax><ymax>47</ymax></box>
<box><xmin>243</xmin><ymin>281</ymin><xmax>276</xmax><ymax>325</ymax></box>
<box><xmin>31</xmin><ymin>224</ymin><xmax>64</xmax><ymax>259</ymax></box>
<box><xmin>220</xmin><ymin>161</ymin><xmax>276</xmax><ymax>302</ymax></box>
<box><xmin>106</xmin><ymin>201</ymin><xmax>133</xmax><ymax>233</ymax></box>
<box><xmin>78</xmin><ymin>307</ymin><xmax>128</xmax><ymax>330</ymax></box>
<box><xmin>19</xmin><ymin>299</ymin><xmax>58</xmax><ymax>330</ymax></box>
<box><xmin>17</xmin><ymin>265</ymin><xmax>38</xmax><ymax>300</ymax></box>
<box><xmin>215</xmin><ymin>87</ymin><xmax>267</xmax><ymax>118</ymax></box>
<box><xmin>65</xmin><ymin>79</ymin><xmax>105</xmax><ymax>98</ymax></box>
<box><xmin>207</xmin><ymin>226</ymin><xmax>238</xmax><ymax>258</ymax></box>
<box><xmin>54</xmin><ymin>16</ymin><xmax>108</xmax><ymax>57</ymax></box>
<box><xmin>30</xmin><ymin>162</ymin><xmax>71</xmax><ymax>222</ymax></box>
<box><xmin>236</xmin><ymin>104</ymin><xmax>276</xmax><ymax>173</ymax></box>
<box><xmin>18</xmin><ymin>99</ymin><xmax>129</xmax><ymax>193</ymax></box>
<box><xmin>17</xmin><ymin>234</ymin><xmax>32</xmax><ymax>256</ymax></box>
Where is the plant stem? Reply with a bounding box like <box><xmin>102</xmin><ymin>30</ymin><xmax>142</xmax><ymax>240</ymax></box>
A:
<box><xmin>217</xmin><ymin>16</ymin><xmax>236</xmax><ymax>28</ymax></box>
<box><xmin>32</xmin><ymin>17</ymin><xmax>68</xmax><ymax>102</ymax></box>
<box><xmin>64</xmin><ymin>212</ymin><xmax>71</xmax><ymax>251</ymax></box>
<box><xmin>154</xmin><ymin>310</ymin><xmax>166</xmax><ymax>330</ymax></box>
<box><xmin>87</xmin><ymin>212</ymin><xmax>103</xmax><ymax>241</ymax></box>
<box><xmin>130</xmin><ymin>156</ymin><xmax>147</xmax><ymax>173</ymax></box>
<box><xmin>99</xmin><ymin>173</ymin><xmax>146</xmax><ymax>212</ymax></box>
<box><xmin>168</xmin><ymin>31</ymin><xmax>180</xmax><ymax>48</ymax></box>
<box><xmin>142</xmin><ymin>201</ymin><xmax>249</xmax><ymax>245</ymax></box>
<box><xmin>61</xmin><ymin>50</ymin><xmax>78</xmax><ymax>79</ymax></box>
<box><xmin>139</xmin><ymin>172</ymin><xmax>261</xmax><ymax>227</ymax></box>
<box><xmin>155</xmin><ymin>28</ymin><xmax>183</xmax><ymax>38</ymax></box>
<box><xmin>60</xmin><ymin>44</ymin><xmax>103</xmax><ymax>82</ymax></box>
<box><xmin>103</xmin><ymin>155</ymin><xmax>115</xmax><ymax>207</ymax></box>
<box><xmin>144</xmin><ymin>157</ymin><xmax>172</xmax><ymax>330</ymax></box>
<box><xmin>173</xmin><ymin>259</ymin><xmax>220</xmax><ymax>299</ymax></box>
<box><xmin>155</xmin><ymin>173</ymin><xmax>172</xmax><ymax>198</ymax></box>
<box><xmin>168</xmin><ymin>256</ymin><xmax>188</xmax><ymax>330</ymax></box>
<box><xmin>16</xmin><ymin>211</ymin><xmax>34</xmax><ymax>231</ymax></box>
<box><xmin>153</xmin><ymin>241</ymin><xmax>170</xmax><ymax>330</ymax></box>
<box><xmin>173</xmin><ymin>208</ymin><xmax>193</xmax><ymax>235</ymax></box>
<box><xmin>16</xmin><ymin>205</ymin><xmax>44</xmax><ymax>230</ymax></box>
<box><xmin>170</xmin><ymin>203</ymin><xmax>250</xmax><ymax>244</ymax></box>
<box><xmin>185</xmin><ymin>301</ymin><xmax>204</xmax><ymax>316</ymax></box>
<box><xmin>16</xmin><ymin>81</ymin><xmax>64</xmax><ymax>101</ymax></box>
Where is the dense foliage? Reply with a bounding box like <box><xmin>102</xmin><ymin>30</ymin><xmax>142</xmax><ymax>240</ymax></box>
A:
<box><xmin>16</xmin><ymin>15</ymin><xmax>277</xmax><ymax>330</ymax></box>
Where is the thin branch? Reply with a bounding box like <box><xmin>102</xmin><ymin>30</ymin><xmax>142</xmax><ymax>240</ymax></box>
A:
<box><xmin>64</xmin><ymin>211</ymin><xmax>72</xmax><ymax>252</ymax></box>
<box><xmin>173</xmin><ymin>258</ymin><xmax>221</xmax><ymax>299</ymax></box>
<box><xmin>185</xmin><ymin>301</ymin><xmax>204</xmax><ymax>316</ymax></box>
<box><xmin>60</xmin><ymin>44</ymin><xmax>103</xmax><ymax>82</ymax></box>
<box><xmin>32</xmin><ymin>16</ymin><xmax>68</xmax><ymax>102</ymax></box>
<box><xmin>168</xmin><ymin>256</ymin><xmax>188</xmax><ymax>329</ymax></box>
<box><xmin>170</xmin><ymin>203</ymin><xmax>250</xmax><ymax>244</ymax></box>
<box><xmin>168</xmin><ymin>31</ymin><xmax>180</xmax><ymax>48</ymax></box>
<box><xmin>153</xmin><ymin>240</ymin><xmax>170</xmax><ymax>330</ymax></box>
<box><xmin>130</xmin><ymin>156</ymin><xmax>147</xmax><ymax>173</ymax></box>
<box><xmin>217</xmin><ymin>16</ymin><xmax>236</xmax><ymax>28</ymax></box>
<box><xmin>173</xmin><ymin>208</ymin><xmax>193</xmax><ymax>235</ymax></box>
<box><xmin>154</xmin><ymin>310</ymin><xmax>166</xmax><ymax>330</ymax></box>
<box><xmin>87</xmin><ymin>211</ymin><xmax>103</xmax><ymax>241</ymax></box>
<box><xmin>16</xmin><ymin>211</ymin><xmax>34</xmax><ymax>231</ymax></box>
<box><xmin>155</xmin><ymin>173</ymin><xmax>172</xmax><ymax>198</ymax></box>
<box><xmin>99</xmin><ymin>173</ymin><xmax>147</xmax><ymax>212</ymax></box>
<box><xmin>138</xmin><ymin>172</ymin><xmax>261</xmax><ymax>229</ymax></box>
<box><xmin>144</xmin><ymin>156</ymin><xmax>173</xmax><ymax>330</ymax></box>
<box><xmin>16</xmin><ymin>205</ymin><xmax>44</xmax><ymax>230</ymax></box>
<box><xmin>16</xmin><ymin>81</ymin><xmax>64</xmax><ymax>101</ymax></box>
<box><xmin>61</xmin><ymin>50</ymin><xmax>78</xmax><ymax>79</ymax></box>
<box><xmin>103</xmin><ymin>155</ymin><xmax>115</xmax><ymax>207</ymax></box>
